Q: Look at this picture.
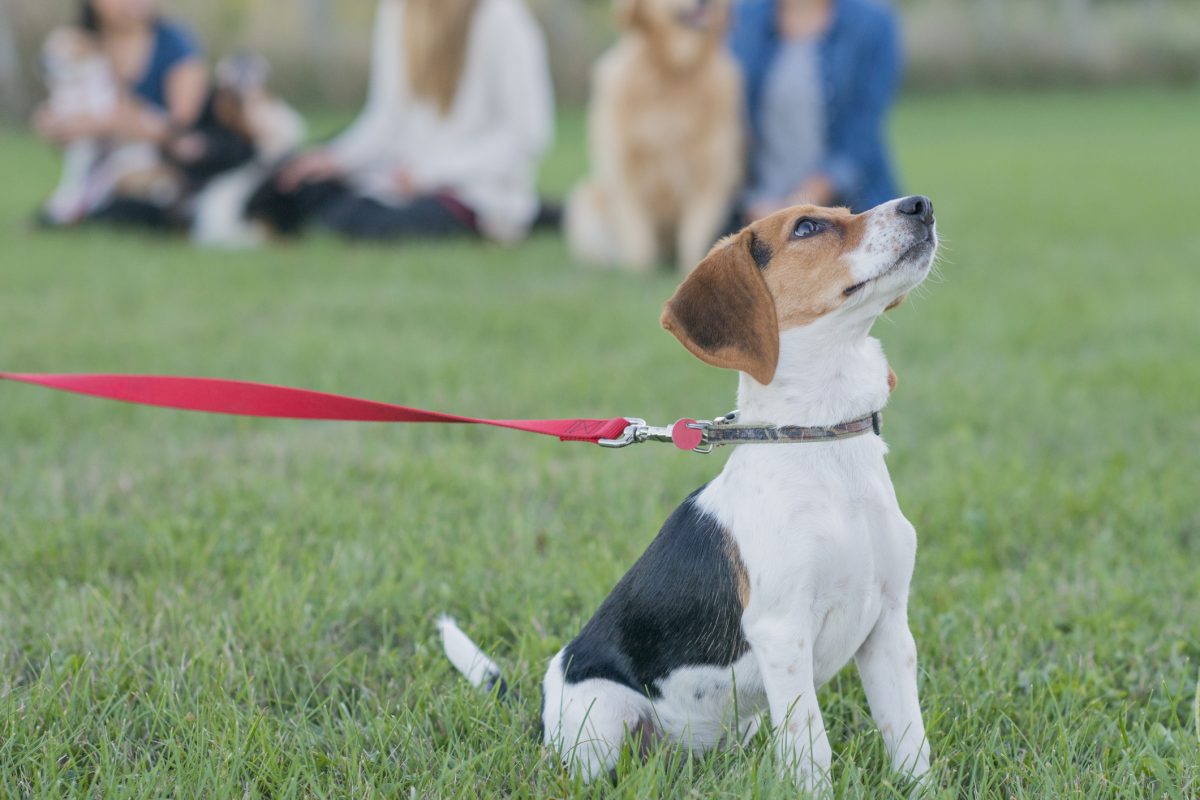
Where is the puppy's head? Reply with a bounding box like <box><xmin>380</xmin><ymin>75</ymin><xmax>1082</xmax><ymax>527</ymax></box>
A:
<box><xmin>216</xmin><ymin>52</ymin><xmax>270</xmax><ymax>95</ymax></box>
<box><xmin>210</xmin><ymin>54</ymin><xmax>270</xmax><ymax>141</ymax></box>
<box><xmin>41</xmin><ymin>27</ymin><xmax>101</xmax><ymax>82</ymax></box>
<box><xmin>661</xmin><ymin>196</ymin><xmax>938</xmax><ymax>385</ymax></box>
<box><xmin>618</xmin><ymin>0</ymin><xmax>729</xmax><ymax>63</ymax></box>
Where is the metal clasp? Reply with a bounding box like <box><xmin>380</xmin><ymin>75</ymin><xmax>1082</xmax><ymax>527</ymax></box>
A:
<box><xmin>598</xmin><ymin>418</ymin><xmax>679</xmax><ymax>448</ymax></box>
<box><xmin>598</xmin><ymin>410</ymin><xmax>740</xmax><ymax>453</ymax></box>
<box><xmin>597</xmin><ymin>418</ymin><xmax>647</xmax><ymax>448</ymax></box>
<box><xmin>595</xmin><ymin>417</ymin><xmax>706</xmax><ymax>452</ymax></box>
<box><xmin>688</xmin><ymin>419</ymin><xmax>715</xmax><ymax>454</ymax></box>
<box><xmin>688</xmin><ymin>410</ymin><xmax>737</xmax><ymax>454</ymax></box>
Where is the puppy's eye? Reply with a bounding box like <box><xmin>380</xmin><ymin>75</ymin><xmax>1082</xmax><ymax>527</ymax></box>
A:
<box><xmin>792</xmin><ymin>218</ymin><xmax>826</xmax><ymax>239</ymax></box>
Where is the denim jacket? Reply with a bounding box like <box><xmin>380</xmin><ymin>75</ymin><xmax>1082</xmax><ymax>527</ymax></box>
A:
<box><xmin>729</xmin><ymin>0</ymin><xmax>902</xmax><ymax>211</ymax></box>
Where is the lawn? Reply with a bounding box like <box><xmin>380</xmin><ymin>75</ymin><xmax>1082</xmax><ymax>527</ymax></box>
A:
<box><xmin>1</xmin><ymin>90</ymin><xmax>1198</xmax><ymax>798</ymax></box>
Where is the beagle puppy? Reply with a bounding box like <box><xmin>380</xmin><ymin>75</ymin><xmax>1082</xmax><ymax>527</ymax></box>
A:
<box><xmin>442</xmin><ymin>196</ymin><xmax>938</xmax><ymax>792</ymax></box>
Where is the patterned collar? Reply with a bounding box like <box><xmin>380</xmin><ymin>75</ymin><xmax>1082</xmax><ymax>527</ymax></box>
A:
<box><xmin>600</xmin><ymin>410</ymin><xmax>883</xmax><ymax>453</ymax></box>
<box><xmin>699</xmin><ymin>410</ymin><xmax>882</xmax><ymax>452</ymax></box>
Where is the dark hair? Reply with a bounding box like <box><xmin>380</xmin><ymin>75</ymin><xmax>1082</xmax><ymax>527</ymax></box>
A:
<box><xmin>79</xmin><ymin>0</ymin><xmax>100</xmax><ymax>32</ymax></box>
<box><xmin>79</xmin><ymin>1</ymin><xmax>159</xmax><ymax>34</ymax></box>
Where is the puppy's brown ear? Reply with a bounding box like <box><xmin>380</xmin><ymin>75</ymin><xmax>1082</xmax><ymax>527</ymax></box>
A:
<box><xmin>660</xmin><ymin>232</ymin><xmax>780</xmax><ymax>385</ymax></box>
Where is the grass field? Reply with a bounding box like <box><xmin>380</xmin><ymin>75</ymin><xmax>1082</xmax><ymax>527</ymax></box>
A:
<box><xmin>1</xmin><ymin>90</ymin><xmax>1198</xmax><ymax>798</ymax></box>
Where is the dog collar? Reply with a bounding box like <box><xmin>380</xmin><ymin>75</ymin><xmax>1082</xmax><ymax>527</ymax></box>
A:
<box><xmin>599</xmin><ymin>410</ymin><xmax>883</xmax><ymax>454</ymax></box>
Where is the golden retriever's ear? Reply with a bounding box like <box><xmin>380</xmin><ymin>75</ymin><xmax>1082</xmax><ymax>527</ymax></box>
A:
<box><xmin>615</xmin><ymin>0</ymin><xmax>641</xmax><ymax>28</ymax></box>
<box><xmin>660</xmin><ymin>232</ymin><xmax>780</xmax><ymax>385</ymax></box>
<box><xmin>887</xmin><ymin>367</ymin><xmax>898</xmax><ymax>392</ymax></box>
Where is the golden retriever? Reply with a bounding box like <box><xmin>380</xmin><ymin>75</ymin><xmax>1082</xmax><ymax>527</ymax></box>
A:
<box><xmin>566</xmin><ymin>0</ymin><xmax>743</xmax><ymax>273</ymax></box>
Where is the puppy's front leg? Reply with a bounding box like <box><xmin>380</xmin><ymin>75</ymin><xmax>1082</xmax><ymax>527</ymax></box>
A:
<box><xmin>855</xmin><ymin>607</ymin><xmax>931</xmax><ymax>782</ymax></box>
<box><xmin>746</xmin><ymin>618</ymin><xmax>832</xmax><ymax>795</ymax></box>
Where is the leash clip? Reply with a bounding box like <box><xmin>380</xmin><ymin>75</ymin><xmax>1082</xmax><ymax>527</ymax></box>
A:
<box><xmin>598</xmin><ymin>418</ymin><xmax>648</xmax><ymax>449</ymax></box>
<box><xmin>596</xmin><ymin>417</ymin><xmax>711</xmax><ymax>452</ymax></box>
<box><xmin>686</xmin><ymin>410</ymin><xmax>737</xmax><ymax>454</ymax></box>
<box><xmin>599</xmin><ymin>418</ymin><xmax>685</xmax><ymax>449</ymax></box>
<box><xmin>598</xmin><ymin>411</ymin><xmax>737</xmax><ymax>454</ymax></box>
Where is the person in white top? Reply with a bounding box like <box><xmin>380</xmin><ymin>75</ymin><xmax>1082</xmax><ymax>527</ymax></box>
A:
<box><xmin>247</xmin><ymin>0</ymin><xmax>554</xmax><ymax>243</ymax></box>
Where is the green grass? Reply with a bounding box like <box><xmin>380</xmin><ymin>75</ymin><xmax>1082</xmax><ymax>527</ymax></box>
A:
<box><xmin>1</xmin><ymin>89</ymin><xmax>1198</xmax><ymax>798</ymax></box>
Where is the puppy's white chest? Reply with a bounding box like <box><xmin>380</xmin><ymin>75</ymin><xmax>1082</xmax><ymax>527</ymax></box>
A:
<box><xmin>697</xmin><ymin>442</ymin><xmax>914</xmax><ymax>684</ymax></box>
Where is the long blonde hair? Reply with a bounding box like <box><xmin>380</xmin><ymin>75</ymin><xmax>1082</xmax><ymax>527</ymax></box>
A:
<box><xmin>403</xmin><ymin>0</ymin><xmax>481</xmax><ymax>114</ymax></box>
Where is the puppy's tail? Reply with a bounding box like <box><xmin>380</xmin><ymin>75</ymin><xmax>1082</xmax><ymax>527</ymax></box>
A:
<box><xmin>437</xmin><ymin>615</ymin><xmax>510</xmax><ymax>699</ymax></box>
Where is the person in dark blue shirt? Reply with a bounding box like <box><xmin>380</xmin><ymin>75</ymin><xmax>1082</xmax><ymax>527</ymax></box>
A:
<box><xmin>34</xmin><ymin>1</ymin><xmax>214</xmax><ymax>227</ymax></box>
<box><xmin>730</xmin><ymin>0</ymin><xmax>902</xmax><ymax>219</ymax></box>
<box><xmin>36</xmin><ymin>0</ymin><xmax>208</xmax><ymax>148</ymax></box>
<box><xmin>120</xmin><ymin>17</ymin><xmax>203</xmax><ymax>113</ymax></box>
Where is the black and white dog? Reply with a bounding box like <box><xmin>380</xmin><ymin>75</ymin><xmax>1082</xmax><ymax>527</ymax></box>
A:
<box><xmin>188</xmin><ymin>53</ymin><xmax>304</xmax><ymax>247</ymax></box>
<box><xmin>442</xmin><ymin>196</ymin><xmax>939</xmax><ymax>792</ymax></box>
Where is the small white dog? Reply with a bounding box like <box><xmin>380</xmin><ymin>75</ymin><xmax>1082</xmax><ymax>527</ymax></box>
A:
<box><xmin>39</xmin><ymin>27</ymin><xmax>167</xmax><ymax>225</ymax></box>
<box><xmin>444</xmin><ymin>196</ymin><xmax>940</xmax><ymax>793</ymax></box>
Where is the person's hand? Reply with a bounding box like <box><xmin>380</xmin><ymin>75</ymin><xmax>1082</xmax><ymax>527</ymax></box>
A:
<box><xmin>33</xmin><ymin>106</ymin><xmax>112</xmax><ymax>145</ymax></box>
<box><xmin>166</xmin><ymin>132</ymin><xmax>207</xmax><ymax>164</ymax></box>
<box><xmin>392</xmin><ymin>166</ymin><xmax>417</xmax><ymax>196</ymax></box>
<box><xmin>276</xmin><ymin>149</ymin><xmax>342</xmax><ymax>191</ymax></box>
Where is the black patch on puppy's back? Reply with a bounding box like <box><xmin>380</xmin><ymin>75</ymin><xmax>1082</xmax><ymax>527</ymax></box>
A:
<box><xmin>561</xmin><ymin>486</ymin><xmax>749</xmax><ymax>698</ymax></box>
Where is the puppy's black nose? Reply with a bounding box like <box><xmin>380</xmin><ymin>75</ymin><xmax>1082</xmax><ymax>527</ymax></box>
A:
<box><xmin>897</xmin><ymin>195</ymin><xmax>934</xmax><ymax>225</ymax></box>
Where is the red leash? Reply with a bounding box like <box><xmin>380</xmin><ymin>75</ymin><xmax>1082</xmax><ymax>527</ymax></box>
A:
<box><xmin>0</xmin><ymin>372</ymin><xmax>634</xmax><ymax>445</ymax></box>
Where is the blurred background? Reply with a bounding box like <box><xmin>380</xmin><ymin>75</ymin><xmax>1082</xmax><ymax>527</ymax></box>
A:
<box><xmin>2</xmin><ymin>0</ymin><xmax>1199</xmax><ymax>118</ymax></box>
<box><xmin>0</xmin><ymin>0</ymin><xmax>1198</xmax><ymax>796</ymax></box>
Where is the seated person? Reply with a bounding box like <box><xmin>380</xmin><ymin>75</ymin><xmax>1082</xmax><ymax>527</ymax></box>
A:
<box><xmin>730</xmin><ymin>0</ymin><xmax>903</xmax><ymax>219</ymax></box>
<box><xmin>34</xmin><ymin>0</ymin><xmax>209</xmax><ymax>227</ymax></box>
<box><xmin>247</xmin><ymin>0</ymin><xmax>553</xmax><ymax>243</ymax></box>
